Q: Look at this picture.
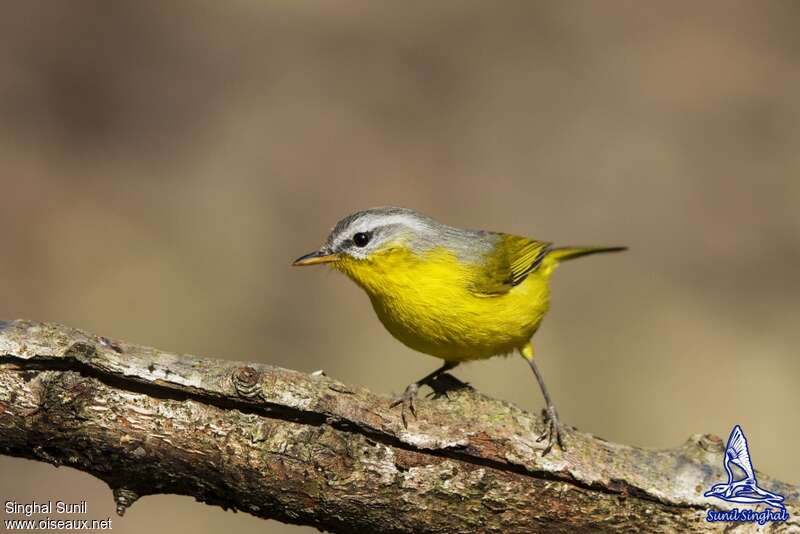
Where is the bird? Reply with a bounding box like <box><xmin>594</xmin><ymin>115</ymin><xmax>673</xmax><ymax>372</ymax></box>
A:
<box><xmin>293</xmin><ymin>206</ymin><xmax>626</xmax><ymax>454</ymax></box>
<box><xmin>704</xmin><ymin>425</ymin><xmax>786</xmax><ymax>510</ymax></box>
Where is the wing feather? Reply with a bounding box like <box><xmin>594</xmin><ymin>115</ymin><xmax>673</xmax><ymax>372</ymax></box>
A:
<box><xmin>469</xmin><ymin>234</ymin><xmax>551</xmax><ymax>296</ymax></box>
<box><xmin>726</xmin><ymin>425</ymin><xmax>755</xmax><ymax>481</ymax></box>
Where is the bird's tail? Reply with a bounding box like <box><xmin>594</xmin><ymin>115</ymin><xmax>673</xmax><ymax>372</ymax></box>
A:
<box><xmin>546</xmin><ymin>246</ymin><xmax>627</xmax><ymax>263</ymax></box>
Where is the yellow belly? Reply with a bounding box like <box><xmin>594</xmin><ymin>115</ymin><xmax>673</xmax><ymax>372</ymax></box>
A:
<box><xmin>335</xmin><ymin>248</ymin><xmax>552</xmax><ymax>362</ymax></box>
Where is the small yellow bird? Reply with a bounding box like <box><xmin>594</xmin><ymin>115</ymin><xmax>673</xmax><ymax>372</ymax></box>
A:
<box><xmin>294</xmin><ymin>207</ymin><xmax>625</xmax><ymax>454</ymax></box>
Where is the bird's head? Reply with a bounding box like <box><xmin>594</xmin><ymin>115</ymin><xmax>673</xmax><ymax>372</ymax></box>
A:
<box><xmin>704</xmin><ymin>483</ymin><xmax>727</xmax><ymax>498</ymax></box>
<box><xmin>293</xmin><ymin>207</ymin><xmax>437</xmax><ymax>277</ymax></box>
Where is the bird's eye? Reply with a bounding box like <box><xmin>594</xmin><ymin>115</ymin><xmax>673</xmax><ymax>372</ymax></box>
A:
<box><xmin>353</xmin><ymin>232</ymin><xmax>371</xmax><ymax>247</ymax></box>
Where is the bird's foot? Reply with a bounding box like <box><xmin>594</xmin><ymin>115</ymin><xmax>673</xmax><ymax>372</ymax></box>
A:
<box><xmin>390</xmin><ymin>382</ymin><xmax>419</xmax><ymax>428</ymax></box>
<box><xmin>537</xmin><ymin>405</ymin><xmax>566</xmax><ymax>455</ymax></box>
<box><xmin>425</xmin><ymin>373</ymin><xmax>471</xmax><ymax>400</ymax></box>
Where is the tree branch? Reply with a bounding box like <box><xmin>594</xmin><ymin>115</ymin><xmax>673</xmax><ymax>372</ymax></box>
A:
<box><xmin>0</xmin><ymin>320</ymin><xmax>796</xmax><ymax>532</ymax></box>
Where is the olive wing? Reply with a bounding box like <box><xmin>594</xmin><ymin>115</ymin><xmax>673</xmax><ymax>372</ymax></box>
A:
<box><xmin>468</xmin><ymin>234</ymin><xmax>551</xmax><ymax>296</ymax></box>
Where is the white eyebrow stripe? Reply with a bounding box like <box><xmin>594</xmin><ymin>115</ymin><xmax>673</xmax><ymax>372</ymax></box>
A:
<box><xmin>330</xmin><ymin>213</ymin><xmax>431</xmax><ymax>248</ymax></box>
<box><xmin>358</xmin><ymin>214</ymin><xmax>430</xmax><ymax>233</ymax></box>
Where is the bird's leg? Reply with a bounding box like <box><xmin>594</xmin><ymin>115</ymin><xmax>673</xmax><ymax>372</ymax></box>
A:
<box><xmin>522</xmin><ymin>344</ymin><xmax>565</xmax><ymax>455</ymax></box>
<box><xmin>529</xmin><ymin>359</ymin><xmax>565</xmax><ymax>454</ymax></box>
<box><xmin>391</xmin><ymin>361</ymin><xmax>459</xmax><ymax>427</ymax></box>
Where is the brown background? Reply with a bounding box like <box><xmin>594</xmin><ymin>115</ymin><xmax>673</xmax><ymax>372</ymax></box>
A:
<box><xmin>1</xmin><ymin>2</ymin><xmax>798</xmax><ymax>532</ymax></box>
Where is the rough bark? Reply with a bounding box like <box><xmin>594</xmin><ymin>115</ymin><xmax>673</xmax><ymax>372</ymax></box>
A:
<box><xmin>0</xmin><ymin>320</ymin><xmax>796</xmax><ymax>533</ymax></box>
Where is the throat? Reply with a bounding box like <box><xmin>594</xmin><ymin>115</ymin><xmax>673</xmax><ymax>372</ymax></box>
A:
<box><xmin>336</xmin><ymin>248</ymin><xmax>421</xmax><ymax>296</ymax></box>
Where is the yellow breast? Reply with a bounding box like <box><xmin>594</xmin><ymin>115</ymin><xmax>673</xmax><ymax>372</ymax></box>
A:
<box><xmin>334</xmin><ymin>247</ymin><xmax>551</xmax><ymax>362</ymax></box>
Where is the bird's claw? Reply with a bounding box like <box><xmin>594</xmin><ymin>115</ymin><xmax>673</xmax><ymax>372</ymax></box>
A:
<box><xmin>537</xmin><ymin>405</ymin><xmax>566</xmax><ymax>455</ymax></box>
<box><xmin>425</xmin><ymin>386</ymin><xmax>453</xmax><ymax>401</ymax></box>
<box><xmin>390</xmin><ymin>383</ymin><xmax>419</xmax><ymax>428</ymax></box>
<box><xmin>425</xmin><ymin>375</ymin><xmax>470</xmax><ymax>400</ymax></box>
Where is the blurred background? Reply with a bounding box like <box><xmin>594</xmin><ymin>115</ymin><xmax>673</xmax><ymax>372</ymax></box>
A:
<box><xmin>1</xmin><ymin>1</ymin><xmax>798</xmax><ymax>532</ymax></box>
